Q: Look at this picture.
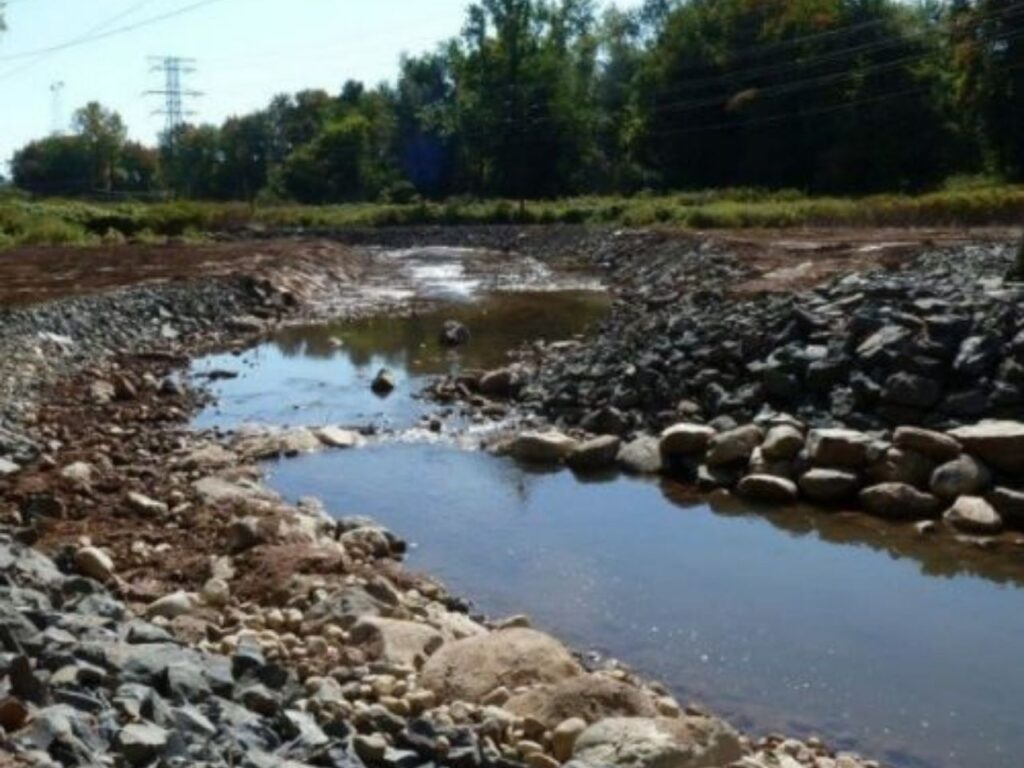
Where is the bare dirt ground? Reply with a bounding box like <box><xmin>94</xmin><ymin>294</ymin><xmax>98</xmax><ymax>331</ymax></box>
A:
<box><xmin>0</xmin><ymin>226</ymin><xmax>1015</xmax><ymax>308</ymax></box>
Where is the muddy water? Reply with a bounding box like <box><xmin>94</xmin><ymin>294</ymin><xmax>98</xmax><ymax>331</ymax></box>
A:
<box><xmin>192</xmin><ymin>251</ymin><xmax>1024</xmax><ymax>768</ymax></box>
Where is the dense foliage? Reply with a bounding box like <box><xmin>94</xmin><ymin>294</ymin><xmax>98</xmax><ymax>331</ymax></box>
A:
<box><xmin>9</xmin><ymin>0</ymin><xmax>1024</xmax><ymax>202</ymax></box>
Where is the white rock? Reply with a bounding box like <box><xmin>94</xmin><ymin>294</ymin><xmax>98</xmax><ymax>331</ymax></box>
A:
<box><xmin>74</xmin><ymin>547</ymin><xmax>115</xmax><ymax>582</ymax></box>
<box><xmin>944</xmin><ymin>496</ymin><xmax>1003</xmax><ymax>534</ymax></box>
<box><xmin>146</xmin><ymin>591</ymin><xmax>196</xmax><ymax>620</ymax></box>
<box><xmin>317</xmin><ymin>427</ymin><xmax>364</xmax><ymax>449</ymax></box>
<box><xmin>126</xmin><ymin>491</ymin><xmax>169</xmax><ymax>517</ymax></box>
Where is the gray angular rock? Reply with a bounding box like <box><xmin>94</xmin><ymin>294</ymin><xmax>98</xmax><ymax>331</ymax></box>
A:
<box><xmin>117</xmin><ymin>723</ymin><xmax>170</xmax><ymax>766</ymax></box>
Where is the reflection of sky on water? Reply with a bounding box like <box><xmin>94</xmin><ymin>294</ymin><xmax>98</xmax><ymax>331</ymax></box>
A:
<box><xmin>191</xmin><ymin>290</ymin><xmax>611</xmax><ymax>433</ymax></box>
<box><xmin>268</xmin><ymin>444</ymin><xmax>1024</xmax><ymax>768</ymax></box>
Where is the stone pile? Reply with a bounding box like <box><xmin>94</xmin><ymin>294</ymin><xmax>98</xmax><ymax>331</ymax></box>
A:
<box><xmin>516</xmin><ymin>244</ymin><xmax>1024</xmax><ymax>435</ymax></box>
<box><xmin>495</xmin><ymin>418</ymin><xmax>1024</xmax><ymax>535</ymax></box>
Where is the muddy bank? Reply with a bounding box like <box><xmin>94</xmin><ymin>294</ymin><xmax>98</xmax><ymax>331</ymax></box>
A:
<box><xmin>0</xmin><ymin>238</ymin><xmax>880</xmax><ymax>768</ymax></box>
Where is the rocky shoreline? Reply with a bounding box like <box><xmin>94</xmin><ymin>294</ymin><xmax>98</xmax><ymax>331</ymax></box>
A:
<box><xmin>422</xmin><ymin>234</ymin><xmax>1024</xmax><ymax>545</ymax></box>
<box><xmin>0</xmin><ymin>239</ymin><xmax>882</xmax><ymax>768</ymax></box>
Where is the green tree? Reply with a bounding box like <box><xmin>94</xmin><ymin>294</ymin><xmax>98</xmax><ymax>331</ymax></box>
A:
<box><xmin>953</xmin><ymin>0</ymin><xmax>1024</xmax><ymax>178</ymax></box>
<box><xmin>73</xmin><ymin>102</ymin><xmax>127</xmax><ymax>191</ymax></box>
<box><xmin>159</xmin><ymin>124</ymin><xmax>224</xmax><ymax>199</ymax></box>
<box><xmin>276</xmin><ymin>114</ymin><xmax>381</xmax><ymax>202</ymax></box>
<box><xmin>11</xmin><ymin>136</ymin><xmax>93</xmax><ymax>195</ymax></box>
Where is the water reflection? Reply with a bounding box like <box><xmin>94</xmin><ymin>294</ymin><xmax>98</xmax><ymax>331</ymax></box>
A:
<box><xmin>191</xmin><ymin>290</ymin><xmax>610</xmax><ymax>432</ymax></box>
<box><xmin>264</xmin><ymin>444</ymin><xmax>1024</xmax><ymax>768</ymax></box>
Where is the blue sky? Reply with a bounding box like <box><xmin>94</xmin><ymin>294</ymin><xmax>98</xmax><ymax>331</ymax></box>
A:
<box><xmin>0</xmin><ymin>0</ymin><xmax>640</xmax><ymax>174</ymax></box>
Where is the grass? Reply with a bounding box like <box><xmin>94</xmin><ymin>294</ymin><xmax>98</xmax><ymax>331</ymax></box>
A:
<box><xmin>1</xmin><ymin>183</ymin><xmax>1023</xmax><ymax>249</ymax></box>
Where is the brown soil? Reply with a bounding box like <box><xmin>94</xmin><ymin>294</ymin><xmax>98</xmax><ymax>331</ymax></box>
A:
<box><xmin>0</xmin><ymin>239</ymin><xmax>369</xmax><ymax>307</ymax></box>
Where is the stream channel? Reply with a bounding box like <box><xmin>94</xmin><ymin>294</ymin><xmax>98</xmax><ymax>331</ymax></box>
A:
<box><xmin>191</xmin><ymin>247</ymin><xmax>1024</xmax><ymax>768</ymax></box>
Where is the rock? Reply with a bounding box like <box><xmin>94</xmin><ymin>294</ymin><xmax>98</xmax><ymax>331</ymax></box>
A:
<box><xmin>760</xmin><ymin>425</ymin><xmax>804</xmax><ymax>461</ymax></box>
<box><xmin>737</xmin><ymin>474</ymin><xmax>798</xmax><ymax>504</ymax></box>
<box><xmin>0</xmin><ymin>696</ymin><xmax>29</xmax><ymax>731</ymax></box>
<box><xmin>440</xmin><ymin>320</ymin><xmax>471</xmax><ymax>347</ymax></box>
<box><xmin>568</xmin><ymin>436</ymin><xmax>622</xmax><ymax>472</ymax></box>
<box><xmin>893</xmin><ymin>427</ymin><xmax>962</xmax><ymax>462</ymax></box>
<box><xmin>89</xmin><ymin>379</ymin><xmax>117</xmax><ymax>404</ymax></box>
<box><xmin>146</xmin><ymin>591</ymin><xmax>195</xmax><ymax>620</ymax></box>
<box><xmin>60</xmin><ymin>461</ymin><xmax>95</xmax><ymax>487</ymax></box>
<box><xmin>506</xmin><ymin>673</ymin><xmax>658</xmax><ymax>728</ymax></box>
<box><xmin>659</xmin><ymin>424</ymin><xmax>716</xmax><ymax>457</ymax></box>
<box><xmin>372</xmin><ymin>368</ymin><xmax>398</xmax><ymax>395</ymax></box>
<box><xmin>355</xmin><ymin>733</ymin><xmax>389</xmax><ymax>763</ymax></box>
<box><xmin>480</xmin><ymin>368</ymin><xmax>519</xmax><ymax>397</ymax></box>
<box><xmin>350</xmin><ymin>617</ymin><xmax>445</xmax><ymax>668</ymax></box>
<box><xmin>705</xmin><ymin>425</ymin><xmax>764</xmax><ymax>467</ymax></box>
<box><xmin>944</xmin><ymin>496</ymin><xmax>1003</xmax><ymax>534</ymax></box>
<box><xmin>117</xmin><ymin>723</ymin><xmax>169</xmax><ymax>766</ymax></box>
<box><xmin>317</xmin><ymin>426</ymin><xmax>363</xmax><ymax>449</ymax></box>
<box><xmin>618</xmin><ymin>436</ymin><xmax>663</xmax><ymax>474</ymax></box>
<box><xmin>228</xmin><ymin>516</ymin><xmax>268</xmax><ymax>553</ymax></box>
<box><xmin>948</xmin><ymin>421</ymin><xmax>1024</xmax><ymax>473</ymax></box>
<box><xmin>572</xmin><ymin>716</ymin><xmax>743</xmax><ymax>768</ymax></box>
<box><xmin>0</xmin><ymin>457</ymin><xmax>20</xmax><ymax>476</ymax></box>
<box><xmin>987</xmin><ymin>487</ymin><xmax>1024</xmax><ymax>528</ymax></box>
<box><xmin>126</xmin><ymin>491</ymin><xmax>169</xmax><ymax>517</ymax></box>
<box><xmin>193</xmin><ymin>476</ymin><xmax>279</xmax><ymax>505</ymax></box>
<box><xmin>881</xmin><ymin>372</ymin><xmax>942</xmax><ymax>408</ymax></box>
<box><xmin>552</xmin><ymin>718</ymin><xmax>588</xmax><ymax>762</ymax></box>
<box><xmin>930</xmin><ymin>454</ymin><xmax>991</xmax><ymax>500</ymax></box>
<box><xmin>806</xmin><ymin>429</ymin><xmax>872</xmax><ymax>469</ymax></box>
<box><xmin>507</xmin><ymin>432</ymin><xmax>579</xmax><ymax>464</ymax></box>
<box><xmin>73</xmin><ymin>547</ymin><xmax>115</xmax><ymax>582</ymax></box>
<box><xmin>200</xmin><ymin>577</ymin><xmax>230</xmax><ymax>607</ymax></box>
<box><xmin>798</xmin><ymin>469</ymin><xmax>860</xmax><ymax>503</ymax></box>
<box><xmin>867</xmin><ymin>448</ymin><xmax>935</xmax><ymax>489</ymax></box>
<box><xmin>859</xmin><ymin>483</ymin><xmax>942</xmax><ymax>519</ymax></box>
<box><xmin>420</xmin><ymin>628</ymin><xmax>582</xmax><ymax>703</ymax></box>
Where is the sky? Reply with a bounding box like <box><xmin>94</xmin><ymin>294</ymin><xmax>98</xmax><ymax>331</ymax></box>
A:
<box><xmin>0</xmin><ymin>0</ymin><xmax>641</xmax><ymax>174</ymax></box>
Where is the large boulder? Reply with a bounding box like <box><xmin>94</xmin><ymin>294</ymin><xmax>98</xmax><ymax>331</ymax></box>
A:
<box><xmin>505</xmin><ymin>673</ymin><xmax>658</xmax><ymax>728</ymax></box>
<box><xmin>420</xmin><ymin>628</ymin><xmax>582</xmax><ymax>703</ymax></box>
<box><xmin>572</xmin><ymin>717</ymin><xmax>743</xmax><ymax>768</ymax></box>
<box><xmin>859</xmin><ymin>483</ymin><xmax>942</xmax><ymax>519</ymax></box>
<box><xmin>948</xmin><ymin>421</ymin><xmax>1024</xmax><ymax>473</ymax></box>
<box><xmin>930</xmin><ymin>455</ymin><xmax>991</xmax><ymax>500</ymax></box>
<box><xmin>506</xmin><ymin>432</ymin><xmax>579</xmax><ymax>464</ymax></box>
<box><xmin>349</xmin><ymin>617</ymin><xmax>444</xmax><ymax>668</ymax></box>
<box><xmin>893</xmin><ymin>427</ymin><xmax>961</xmax><ymax>462</ymax></box>
<box><xmin>798</xmin><ymin>469</ymin><xmax>860</xmax><ymax>503</ymax></box>
<box><xmin>866</xmin><ymin>448</ymin><xmax>935</xmax><ymax>489</ymax></box>
<box><xmin>618</xmin><ymin>436</ymin><xmax>664</xmax><ymax>474</ymax></box>
<box><xmin>568</xmin><ymin>436</ymin><xmax>622</xmax><ymax>472</ymax></box>
<box><xmin>760</xmin><ymin>425</ymin><xmax>805</xmax><ymax>461</ymax></box>
<box><xmin>659</xmin><ymin>424</ymin><xmax>716</xmax><ymax>458</ymax></box>
<box><xmin>944</xmin><ymin>496</ymin><xmax>1003</xmax><ymax>534</ymax></box>
<box><xmin>806</xmin><ymin>429</ymin><xmax>873</xmax><ymax>469</ymax></box>
<box><xmin>705</xmin><ymin>425</ymin><xmax>764</xmax><ymax>467</ymax></box>
<box><xmin>736</xmin><ymin>474</ymin><xmax>798</xmax><ymax>504</ymax></box>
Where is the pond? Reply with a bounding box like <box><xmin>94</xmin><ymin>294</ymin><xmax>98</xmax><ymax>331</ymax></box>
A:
<box><xmin>192</xmin><ymin>259</ymin><xmax>1024</xmax><ymax>768</ymax></box>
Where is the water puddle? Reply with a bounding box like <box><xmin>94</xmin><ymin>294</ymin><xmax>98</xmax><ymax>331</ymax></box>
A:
<box><xmin>191</xmin><ymin>251</ymin><xmax>1024</xmax><ymax>768</ymax></box>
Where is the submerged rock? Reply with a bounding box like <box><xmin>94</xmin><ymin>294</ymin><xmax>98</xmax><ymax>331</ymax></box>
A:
<box><xmin>440</xmin><ymin>320</ymin><xmax>471</xmax><ymax>347</ymax></box>
<box><xmin>372</xmin><ymin>368</ymin><xmax>397</xmax><ymax>395</ymax></box>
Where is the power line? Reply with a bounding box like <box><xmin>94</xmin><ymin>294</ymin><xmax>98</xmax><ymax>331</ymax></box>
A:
<box><xmin>0</xmin><ymin>0</ymin><xmax>230</xmax><ymax>63</ymax></box>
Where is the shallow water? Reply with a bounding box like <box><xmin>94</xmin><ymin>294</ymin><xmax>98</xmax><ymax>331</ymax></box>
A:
<box><xmin>192</xmin><ymin>275</ymin><xmax>1024</xmax><ymax>768</ymax></box>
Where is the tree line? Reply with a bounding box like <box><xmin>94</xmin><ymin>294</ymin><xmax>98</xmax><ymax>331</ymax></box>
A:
<box><xmin>9</xmin><ymin>0</ymin><xmax>1024</xmax><ymax>202</ymax></box>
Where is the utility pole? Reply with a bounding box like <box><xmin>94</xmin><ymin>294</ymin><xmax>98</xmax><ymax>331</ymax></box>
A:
<box><xmin>146</xmin><ymin>56</ymin><xmax>201</xmax><ymax>136</ymax></box>
<box><xmin>50</xmin><ymin>81</ymin><xmax>65</xmax><ymax>135</ymax></box>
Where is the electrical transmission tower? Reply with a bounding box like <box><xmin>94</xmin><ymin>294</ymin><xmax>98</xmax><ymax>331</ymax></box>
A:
<box><xmin>146</xmin><ymin>56</ymin><xmax>201</xmax><ymax>135</ymax></box>
<box><xmin>50</xmin><ymin>81</ymin><xmax>65</xmax><ymax>135</ymax></box>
